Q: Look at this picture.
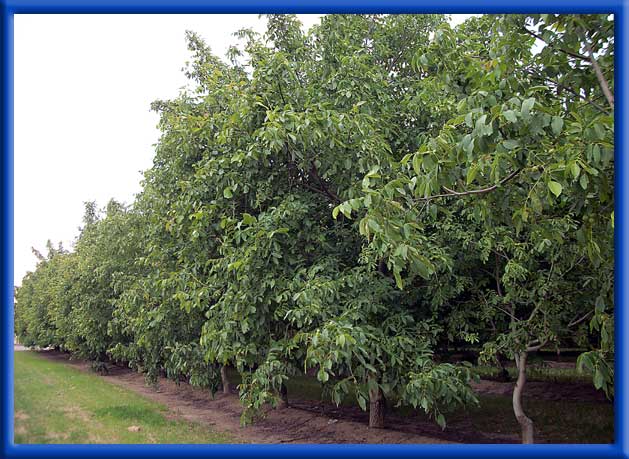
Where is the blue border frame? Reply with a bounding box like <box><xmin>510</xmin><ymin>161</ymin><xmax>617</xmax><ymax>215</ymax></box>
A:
<box><xmin>1</xmin><ymin>1</ymin><xmax>626</xmax><ymax>458</ymax></box>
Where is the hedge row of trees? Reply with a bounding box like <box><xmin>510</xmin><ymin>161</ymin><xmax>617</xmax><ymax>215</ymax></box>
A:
<box><xmin>15</xmin><ymin>14</ymin><xmax>613</xmax><ymax>443</ymax></box>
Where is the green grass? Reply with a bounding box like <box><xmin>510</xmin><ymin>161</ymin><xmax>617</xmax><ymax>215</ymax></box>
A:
<box><xmin>469</xmin><ymin>395</ymin><xmax>614</xmax><ymax>444</ymax></box>
<box><xmin>14</xmin><ymin>351</ymin><xmax>237</xmax><ymax>444</ymax></box>
<box><xmin>392</xmin><ymin>394</ymin><xmax>613</xmax><ymax>443</ymax></box>
<box><xmin>473</xmin><ymin>365</ymin><xmax>594</xmax><ymax>384</ymax></box>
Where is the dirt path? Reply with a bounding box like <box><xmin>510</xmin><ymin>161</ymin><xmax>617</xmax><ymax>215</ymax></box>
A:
<box><xmin>33</xmin><ymin>350</ymin><xmax>455</xmax><ymax>444</ymax></box>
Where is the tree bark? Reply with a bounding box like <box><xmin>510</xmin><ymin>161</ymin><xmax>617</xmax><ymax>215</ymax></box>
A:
<box><xmin>513</xmin><ymin>352</ymin><xmax>534</xmax><ymax>443</ymax></box>
<box><xmin>277</xmin><ymin>382</ymin><xmax>289</xmax><ymax>409</ymax></box>
<box><xmin>220</xmin><ymin>365</ymin><xmax>231</xmax><ymax>394</ymax></box>
<box><xmin>368</xmin><ymin>378</ymin><xmax>385</xmax><ymax>429</ymax></box>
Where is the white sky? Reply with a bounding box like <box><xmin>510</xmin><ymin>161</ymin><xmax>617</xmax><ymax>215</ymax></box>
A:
<box><xmin>14</xmin><ymin>14</ymin><xmax>475</xmax><ymax>286</ymax></box>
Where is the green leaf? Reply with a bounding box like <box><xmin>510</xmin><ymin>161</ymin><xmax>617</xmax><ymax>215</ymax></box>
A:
<box><xmin>242</xmin><ymin>213</ymin><xmax>256</xmax><ymax>225</ymax></box>
<box><xmin>223</xmin><ymin>187</ymin><xmax>233</xmax><ymax>199</ymax></box>
<box><xmin>570</xmin><ymin>162</ymin><xmax>581</xmax><ymax>179</ymax></box>
<box><xmin>394</xmin><ymin>244</ymin><xmax>409</xmax><ymax>260</ymax></box>
<box><xmin>411</xmin><ymin>257</ymin><xmax>432</xmax><ymax>279</ymax></box>
<box><xmin>412</xmin><ymin>154</ymin><xmax>422</xmax><ymax>176</ymax></box>
<box><xmin>594</xmin><ymin>369</ymin><xmax>604</xmax><ymax>389</ymax></box>
<box><xmin>466</xmin><ymin>165</ymin><xmax>479</xmax><ymax>185</ymax></box>
<box><xmin>551</xmin><ymin>116</ymin><xmax>564</xmax><ymax>135</ymax></box>
<box><xmin>595</xmin><ymin>296</ymin><xmax>605</xmax><ymax>313</ymax></box>
<box><xmin>548</xmin><ymin>181</ymin><xmax>563</xmax><ymax>197</ymax></box>
<box><xmin>367</xmin><ymin>219</ymin><xmax>381</xmax><ymax>233</ymax></box>
<box><xmin>527</xmin><ymin>85</ymin><xmax>550</xmax><ymax>93</ymax></box>
<box><xmin>503</xmin><ymin>139</ymin><xmax>520</xmax><ymax>150</ymax></box>
<box><xmin>366</xmin><ymin>165</ymin><xmax>381</xmax><ymax>179</ymax></box>
<box><xmin>593</xmin><ymin>123</ymin><xmax>606</xmax><ymax>140</ymax></box>
<box><xmin>436</xmin><ymin>413</ymin><xmax>446</xmax><ymax>429</ymax></box>
<box><xmin>580</xmin><ymin>174</ymin><xmax>589</xmax><ymax>190</ymax></box>
<box><xmin>465</xmin><ymin>112</ymin><xmax>474</xmax><ymax>128</ymax></box>
<box><xmin>423</xmin><ymin>155</ymin><xmax>436</xmax><ymax>170</ymax></box>
<box><xmin>393</xmin><ymin>270</ymin><xmax>404</xmax><ymax>289</ymax></box>
<box><xmin>317</xmin><ymin>369</ymin><xmax>329</xmax><ymax>383</ymax></box>
<box><xmin>339</xmin><ymin>202</ymin><xmax>352</xmax><ymax>218</ymax></box>
<box><xmin>521</xmin><ymin>97</ymin><xmax>535</xmax><ymax>118</ymax></box>
<box><xmin>503</xmin><ymin>110</ymin><xmax>517</xmax><ymax>123</ymax></box>
<box><xmin>357</xmin><ymin>395</ymin><xmax>367</xmax><ymax>411</ymax></box>
<box><xmin>429</xmin><ymin>204</ymin><xmax>437</xmax><ymax>220</ymax></box>
<box><xmin>475</xmin><ymin>114</ymin><xmax>487</xmax><ymax>130</ymax></box>
<box><xmin>462</xmin><ymin>135</ymin><xmax>474</xmax><ymax>155</ymax></box>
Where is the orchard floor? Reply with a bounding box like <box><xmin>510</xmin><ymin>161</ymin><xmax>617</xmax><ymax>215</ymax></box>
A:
<box><xmin>17</xmin><ymin>349</ymin><xmax>614</xmax><ymax>444</ymax></box>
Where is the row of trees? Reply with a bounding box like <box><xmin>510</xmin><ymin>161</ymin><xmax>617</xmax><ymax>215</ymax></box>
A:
<box><xmin>15</xmin><ymin>14</ymin><xmax>613</xmax><ymax>443</ymax></box>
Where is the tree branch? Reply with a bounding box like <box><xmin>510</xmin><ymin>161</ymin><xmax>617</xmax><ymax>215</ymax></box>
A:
<box><xmin>585</xmin><ymin>42</ymin><xmax>614</xmax><ymax>110</ymax></box>
<box><xmin>418</xmin><ymin>168</ymin><xmax>522</xmax><ymax>201</ymax></box>
<box><xmin>521</xmin><ymin>26</ymin><xmax>589</xmax><ymax>62</ymax></box>
<box><xmin>309</xmin><ymin>162</ymin><xmax>341</xmax><ymax>203</ymax></box>
<box><xmin>526</xmin><ymin>70</ymin><xmax>608</xmax><ymax>114</ymax></box>
<box><xmin>526</xmin><ymin>339</ymin><xmax>548</xmax><ymax>352</ymax></box>
<box><xmin>522</xmin><ymin>25</ymin><xmax>613</xmax><ymax>110</ymax></box>
<box><xmin>276</xmin><ymin>81</ymin><xmax>287</xmax><ymax>106</ymax></box>
<box><xmin>494</xmin><ymin>252</ymin><xmax>503</xmax><ymax>297</ymax></box>
<box><xmin>300</xmin><ymin>181</ymin><xmax>329</xmax><ymax>198</ymax></box>
<box><xmin>491</xmin><ymin>303</ymin><xmax>520</xmax><ymax>323</ymax></box>
<box><xmin>568</xmin><ymin>310</ymin><xmax>593</xmax><ymax>328</ymax></box>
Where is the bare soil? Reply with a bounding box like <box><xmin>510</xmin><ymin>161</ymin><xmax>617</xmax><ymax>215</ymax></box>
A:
<box><xmin>27</xmin><ymin>350</ymin><xmax>609</xmax><ymax>444</ymax></box>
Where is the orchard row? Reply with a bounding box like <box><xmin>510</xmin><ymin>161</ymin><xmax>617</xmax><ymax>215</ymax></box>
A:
<box><xmin>15</xmin><ymin>14</ymin><xmax>614</xmax><ymax>443</ymax></box>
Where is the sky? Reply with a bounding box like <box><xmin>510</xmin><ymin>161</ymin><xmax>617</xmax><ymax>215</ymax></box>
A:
<box><xmin>14</xmin><ymin>14</ymin><xmax>475</xmax><ymax>286</ymax></box>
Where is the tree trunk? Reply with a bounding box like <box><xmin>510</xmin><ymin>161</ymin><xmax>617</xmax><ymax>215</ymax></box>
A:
<box><xmin>277</xmin><ymin>382</ymin><xmax>289</xmax><ymax>409</ymax></box>
<box><xmin>220</xmin><ymin>365</ymin><xmax>231</xmax><ymax>394</ymax></box>
<box><xmin>368</xmin><ymin>379</ymin><xmax>385</xmax><ymax>429</ymax></box>
<box><xmin>497</xmin><ymin>356</ymin><xmax>511</xmax><ymax>382</ymax></box>
<box><xmin>513</xmin><ymin>352</ymin><xmax>534</xmax><ymax>443</ymax></box>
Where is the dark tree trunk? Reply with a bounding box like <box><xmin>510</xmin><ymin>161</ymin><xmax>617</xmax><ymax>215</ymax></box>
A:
<box><xmin>277</xmin><ymin>382</ymin><xmax>289</xmax><ymax>409</ymax></box>
<box><xmin>496</xmin><ymin>356</ymin><xmax>512</xmax><ymax>382</ymax></box>
<box><xmin>220</xmin><ymin>365</ymin><xmax>231</xmax><ymax>394</ymax></box>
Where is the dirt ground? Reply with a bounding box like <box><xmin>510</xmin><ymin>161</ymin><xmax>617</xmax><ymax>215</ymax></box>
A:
<box><xmin>26</xmin><ymin>350</ymin><xmax>608</xmax><ymax>444</ymax></box>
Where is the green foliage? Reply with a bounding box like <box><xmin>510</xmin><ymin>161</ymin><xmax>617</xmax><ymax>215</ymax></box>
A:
<box><xmin>16</xmin><ymin>201</ymin><xmax>144</xmax><ymax>361</ymax></box>
<box><xmin>354</xmin><ymin>13</ymin><xmax>614</xmax><ymax>398</ymax></box>
<box><xmin>403</xmin><ymin>362</ymin><xmax>479</xmax><ymax>428</ymax></box>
